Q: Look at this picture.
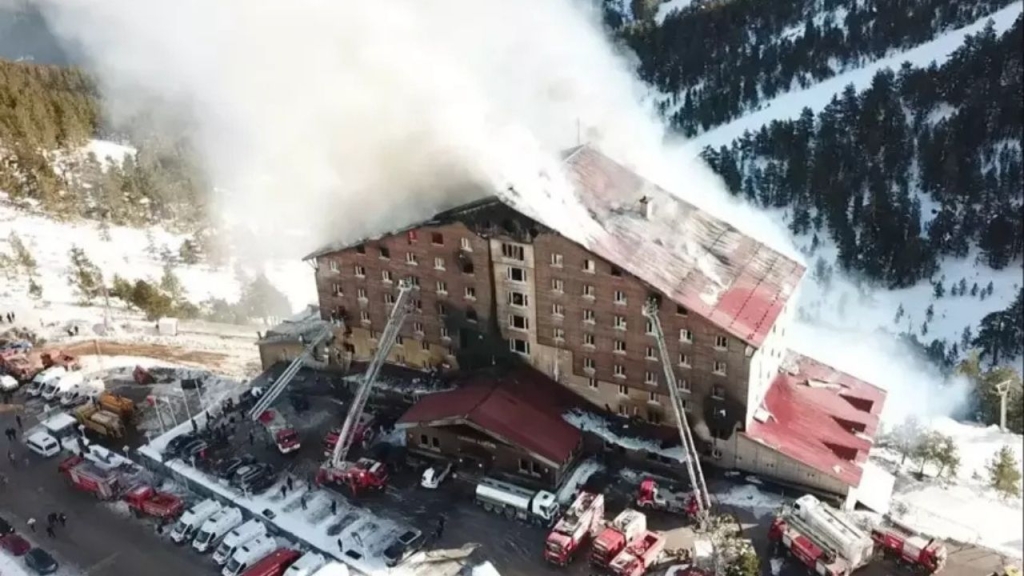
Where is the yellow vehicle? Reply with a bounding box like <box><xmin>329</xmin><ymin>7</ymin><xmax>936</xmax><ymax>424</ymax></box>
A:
<box><xmin>73</xmin><ymin>404</ymin><xmax>125</xmax><ymax>438</ymax></box>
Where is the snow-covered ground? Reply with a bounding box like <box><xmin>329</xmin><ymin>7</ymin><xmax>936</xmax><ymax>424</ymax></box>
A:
<box><xmin>686</xmin><ymin>1</ymin><xmax>1024</xmax><ymax>151</ymax></box>
<box><xmin>0</xmin><ymin>551</ymin><xmax>78</xmax><ymax>576</ymax></box>
<box><xmin>873</xmin><ymin>417</ymin><xmax>1024</xmax><ymax>558</ymax></box>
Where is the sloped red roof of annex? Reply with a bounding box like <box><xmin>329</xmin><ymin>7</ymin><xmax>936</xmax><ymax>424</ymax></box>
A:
<box><xmin>744</xmin><ymin>352</ymin><xmax>887</xmax><ymax>487</ymax></box>
<box><xmin>397</xmin><ymin>382</ymin><xmax>582</xmax><ymax>464</ymax></box>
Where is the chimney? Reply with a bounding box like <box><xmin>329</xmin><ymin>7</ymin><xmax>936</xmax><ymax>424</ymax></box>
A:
<box><xmin>639</xmin><ymin>196</ymin><xmax>653</xmax><ymax>219</ymax></box>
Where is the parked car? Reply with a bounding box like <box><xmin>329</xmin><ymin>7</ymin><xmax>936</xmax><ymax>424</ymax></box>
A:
<box><xmin>164</xmin><ymin>434</ymin><xmax>197</xmax><ymax>458</ymax></box>
<box><xmin>24</xmin><ymin>548</ymin><xmax>59</xmax><ymax>574</ymax></box>
<box><xmin>383</xmin><ymin>529</ymin><xmax>424</xmax><ymax>567</ymax></box>
<box><xmin>0</xmin><ymin>533</ymin><xmax>31</xmax><ymax>556</ymax></box>
<box><xmin>420</xmin><ymin>462</ymin><xmax>453</xmax><ymax>489</ymax></box>
<box><xmin>215</xmin><ymin>456</ymin><xmax>257</xmax><ymax>480</ymax></box>
<box><xmin>237</xmin><ymin>464</ymin><xmax>277</xmax><ymax>495</ymax></box>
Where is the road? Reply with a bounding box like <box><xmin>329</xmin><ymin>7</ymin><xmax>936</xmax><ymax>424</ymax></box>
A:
<box><xmin>0</xmin><ymin>409</ymin><xmax>215</xmax><ymax>576</ymax></box>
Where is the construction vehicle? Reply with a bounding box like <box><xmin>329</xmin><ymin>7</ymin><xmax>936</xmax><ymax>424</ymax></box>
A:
<box><xmin>544</xmin><ymin>491</ymin><xmax>605</xmax><ymax>565</ymax></box>
<box><xmin>41</xmin><ymin>351</ymin><xmax>80</xmax><ymax>371</ymax></box>
<box><xmin>474</xmin><ymin>477</ymin><xmax>560</xmax><ymax>527</ymax></box>
<box><xmin>636</xmin><ymin>478</ymin><xmax>698</xmax><ymax>517</ymax></box>
<box><xmin>317</xmin><ymin>283</ymin><xmax>413</xmax><ymax>494</ymax></box>
<box><xmin>60</xmin><ymin>456</ymin><xmax>123</xmax><ymax>499</ymax></box>
<box><xmin>1</xmin><ymin>354</ymin><xmax>42</xmax><ymax>381</ymax></box>
<box><xmin>642</xmin><ymin>301</ymin><xmax>712</xmax><ymax>526</ymax></box>
<box><xmin>257</xmin><ymin>408</ymin><xmax>301</xmax><ymax>454</ymax></box>
<box><xmin>97</xmin><ymin>392</ymin><xmax>136</xmax><ymax>422</ymax></box>
<box><xmin>73</xmin><ymin>404</ymin><xmax>126</xmax><ymax>438</ymax></box>
<box><xmin>591</xmin><ymin>509</ymin><xmax>648</xmax><ymax>569</ymax></box>
<box><xmin>769</xmin><ymin>514</ymin><xmax>851</xmax><ymax>576</ymax></box>
<box><xmin>871</xmin><ymin>526</ymin><xmax>947</xmax><ymax>574</ymax></box>
<box><xmin>321</xmin><ymin>413</ymin><xmax>376</xmax><ymax>458</ymax></box>
<box><xmin>123</xmin><ymin>484</ymin><xmax>185</xmax><ymax>520</ymax></box>
<box><xmin>608</xmin><ymin>531</ymin><xmax>667</xmax><ymax>576</ymax></box>
<box><xmin>133</xmin><ymin>366</ymin><xmax>155</xmax><ymax>385</ymax></box>
<box><xmin>789</xmin><ymin>495</ymin><xmax>874</xmax><ymax>569</ymax></box>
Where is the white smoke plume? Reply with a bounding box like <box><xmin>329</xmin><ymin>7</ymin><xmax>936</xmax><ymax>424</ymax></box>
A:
<box><xmin>36</xmin><ymin>0</ymin><xmax>970</xmax><ymax>421</ymax></box>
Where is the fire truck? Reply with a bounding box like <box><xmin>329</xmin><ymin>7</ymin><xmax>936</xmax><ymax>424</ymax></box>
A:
<box><xmin>871</xmin><ymin>526</ymin><xmax>948</xmax><ymax>574</ymax></box>
<box><xmin>60</xmin><ymin>456</ymin><xmax>123</xmax><ymax>499</ymax></box>
<box><xmin>769</xmin><ymin>515</ymin><xmax>852</xmax><ymax>576</ymax></box>
<box><xmin>635</xmin><ymin>478</ymin><xmax>698</xmax><ymax>517</ymax></box>
<box><xmin>321</xmin><ymin>413</ymin><xmax>375</xmax><ymax>458</ymax></box>
<box><xmin>591</xmin><ymin>509</ymin><xmax>647</xmax><ymax>569</ymax></box>
<box><xmin>770</xmin><ymin>495</ymin><xmax>875</xmax><ymax>575</ymax></box>
<box><xmin>123</xmin><ymin>484</ymin><xmax>185</xmax><ymax>520</ymax></box>
<box><xmin>257</xmin><ymin>408</ymin><xmax>301</xmax><ymax>454</ymax></box>
<box><xmin>544</xmin><ymin>492</ymin><xmax>605</xmax><ymax>565</ymax></box>
<box><xmin>608</xmin><ymin>531</ymin><xmax>667</xmax><ymax>576</ymax></box>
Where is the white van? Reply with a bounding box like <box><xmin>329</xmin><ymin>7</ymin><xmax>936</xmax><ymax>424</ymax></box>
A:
<box><xmin>25</xmin><ymin>431</ymin><xmax>61</xmax><ymax>457</ymax></box>
<box><xmin>28</xmin><ymin>366</ymin><xmax>66</xmax><ymax>397</ymax></box>
<box><xmin>212</xmin><ymin>519</ymin><xmax>267</xmax><ymax>566</ymax></box>
<box><xmin>222</xmin><ymin>535</ymin><xmax>276</xmax><ymax>576</ymax></box>
<box><xmin>284</xmin><ymin>552</ymin><xmax>326</xmax><ymax>576</ymax></box>
<box><xmin>59</xmin><ymin>378</ymin><xmax>104</xmax><ymax>407</ymax></box>
<box><xmin>171</xmin><ymin>498</ymin><xmax>222</xmax><ymax>545</ymax></box>
<box><xmin>41</xmin><ymin>371</ymin><xmax>84</xmax><ymax>401</ymax></box>
<box><xmin>193</xmin><ymin>507</ymin><xmax>243</xmax><ymax>553</ymax></box>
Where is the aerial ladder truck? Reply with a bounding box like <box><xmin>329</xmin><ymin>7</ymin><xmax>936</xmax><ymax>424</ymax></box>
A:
<box><xmin>248</xmin><ymin>324</ymin><xmax>332</xmax><ymax>422</ymax></box>
<box><xmin>316</xmin><ymin>282</ymin><xmax>414</xmax><ymax>495</ymax></box>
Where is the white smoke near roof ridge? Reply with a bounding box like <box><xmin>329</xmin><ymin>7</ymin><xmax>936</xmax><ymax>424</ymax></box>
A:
<box><xmin>36</xmin><ymin>0</ymin><xmax>970</xmax><ymax>423</ymax></box>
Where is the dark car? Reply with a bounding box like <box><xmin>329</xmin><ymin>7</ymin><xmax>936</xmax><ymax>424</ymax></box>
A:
<box><xmin>25</xmin><ymin>548</ymin><xmax>59</xmax><ymax>574</ymax></box>
<box><xmin>0</xmin><ymin>515</ymin><xmax>14</xmax><ymax>534</ymax></box>
<box><xmin>0</xmin><ymin>533</ymin><xmax>31</xmax><ymax>556</ymax></box>
<box><xmin>383</xmin><ymin>529</ymin><xmax>424</xmax><ymax>567</ymax></box>
<box><xmin>179</xmin><ymin>439</ymin><xmax>210</xmax><ymax>461</ymax></box>
<box><xmin>238</xmin><ymin>463</ymin><xmax>277</xmax><ymax>494</ymax></box>
<box><xmin>163</xmin><ymin>434</ymin><xmax>197</xmax><ymax>458</ymax></box>
<box><xmin>214</xmin><ymin>456</ymin><xmax>257</xmax><ymax>480</ymax></box>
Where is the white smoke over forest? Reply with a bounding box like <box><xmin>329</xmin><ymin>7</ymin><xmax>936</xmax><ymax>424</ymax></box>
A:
<box><xmin>36</xmin><ymin>0</ymin><xmax>970</xmax><ymax>421</ymax></box>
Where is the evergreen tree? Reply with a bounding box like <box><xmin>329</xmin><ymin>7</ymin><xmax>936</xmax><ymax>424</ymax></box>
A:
<box><xmin>987</xmin><ymin>446</ymin><xmax>1022</xmax><ymax>499</ymax></box>
<box><xmin>237</xmin><ymin>274</ymin><xmax>292</xmax><ymax>321</ymax></box>
<box><xmin>27</xmin><ymin>278</ymin><xmax>42</xmax><ymax>300</ymax></box>
<box><xmin>66</xmin><ymin>245</ymin><xmax>103</xmax><ymax>304</ymax></box>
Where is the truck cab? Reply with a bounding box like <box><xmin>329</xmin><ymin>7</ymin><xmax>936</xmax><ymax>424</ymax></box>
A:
<box><xmin>592</xmin><ymin>509</ymin><xmax>647</xmax><ymax>568</ymax></box>
<box><xmin>241</xmin><ymin>548</ymin><xmax>301</xmax><ymax>576</ymax></box>
<box><xmin>545</xmin><ymin>492</ymin><xmax>605</xmax><ymax>565</ymax></box>
<box><xmin>474</xmin><ymin>477</ymin><xmax>560</xmax><ymax>527</ymax></box>
<box><xmin>194</xmin><ymin>507</ymin><xmax>244</xmax><ymax>553</ymax></box>
<box><xmin>213</xmin><ymin>519</ymin><xmax>267</xmax><ymax>566</ymax></box>
<box><xmin>222</xmin><ymin>535</ymin><xmax>277</xmax><ymax>576</ymax></box>
<box><xmin>123</xmin><ymin>484</ymin><xmax>184</xmax><ymax>520</ymax></box>
<box><xmin>171</xmin><ymin>499</ymin><xmax>222</xmax><ymax>545</ymax></box>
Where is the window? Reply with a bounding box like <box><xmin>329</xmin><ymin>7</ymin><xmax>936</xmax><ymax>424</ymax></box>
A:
<box><xmin>445</xmin><ymin>346</ymin><xmax>455</xmax><ymax>357</ymax></box>
<box><xmin>509</xmin><ymin>315</ymin><xmax>529</xmax><ymax>330</ymax></box>
<box><xmin>617</xmin><ymin>404</ymin><xmax>629</xmax><ymax>416</ymax></box>
<box><xmin>436</xmin><ymin>303</ymin><xmax>447</xmax><ymax>316</ymax></box>
<box><xmin>501</xmin><ymin>243</ymin><xmax>525</xmax><ymax>261</ymax></box>
<box><xmin>355</xmin><ymin>245</ymin><xmax>365</xmax><ymax>254</ymax></box>
<box><xmin>551</xmin><ymin>278</ymin><xmax>564</xmax><ymax>292</ymax></box>
<box><xmin>583</xmin><ymin>309</ymin><xmax>595</xmax><ymax>324</ymax></box>
<box><xmin>508</xmin><ymin>292</ymin><xmax>528</xmax><ymax>307</ymax></box>
<box><xmin>613</xmin><ymin>340</ymin><xmax>626</xmax><ymax>354</ymax></box>
<box><xmin>421</xmin><ymin>341</ymin><xmax>430</xmax><ymax>351</ymax></box>
<box><xmin>582</xmin><ymin>284</ymin><xmax>595</xmax><ymax>298</ymax></box>
<box><xmin>406</xmin><ymin>275</ymin><xmax>420</xmax><ymax>288</ymax></box>
<box><xmin>614</xmin><ymin>315</ymin><xmax>627</xmax><ymax>331</ymax></box>
<box><xmin>462</xmin><ymin>261</ymin><xmax>474</xmax><ymax>274</ymax></box>
<box><xmin>412</xmin><ymin>298</ymin><xmax>422</xmax><ymax>312</ymax></box>
<box><xmin>611</xmin><ymin>266</ymin><xmax>623</xmax><ymax>277</ymax></box>
<box><xmin>460</xmin><ymin>237</ymin><xmax>472</xmax><ymax>251</ymax></box>
<box><xmin>645</xmin><ymin>320</ymin><xmax>655</xmax><ymax>334</ymax></box>
<box><xmin>379</xmin><ymin>247</ymin><xmax>390</xmax><ymax>259</ymax></box>
<box><xmin>357</xmin><ymin>288</ymin><xmax>367</xmax><ymax>300</ymax></box>
<box><xmin>329</xmin><ymin>260</ymin><xmax>338</xmax><ymax>272</ymax></box>
<box><xmin>436</xmin><ymin>281</ymin><xmax>448</xmax><ymax>294</ymax></box>
<box><xmin>407</xmin><ymin>230</ymin><xmax>418</xmax><ymax>243</ymax></box>
<box><xmin>715</xmin><ymin>335</ymin><xmax>729</xmax><ymax>350</ymax></box>
<box><xmin>617</xmin><ymin>384</ymin><xmax>628</xmax><ymax>395</ymax></box>
<box><xmin>433</xmin><ymin>257</ymin><xmax>445</xmax><ymax>270</ymax></box>
<box><xmin>678</xmin><ymin>353</ymin><xmax>691</xmax><ymax>368</ymax></box>
<box><xmin>550</xmin><ymin>253</ymin><xmax>563</xmax><ymax>267</ymax></box>
<box><xmin>518</xmin><ymin>459</ymin><xmax>530</xmax><ymax>473</ymax></box>
<box><xmin>584</xmin><ymin>357</ymin><xmax>596</xmax><ymax>371</ymax></box>
<box><xmin>413</xmin><ymin>322</ymin><xmax>424</xmax><ymax>333</ymax></box>
<box><xmin>648</xmin><ymin>391</ymin><xmax>658</xmax><ymax>402</ymax></box>
<box><xmin>395</xmin><ymin>336</ymin><xmax>404</xmax><ymax>346</ymax></box>
<box><xmin>332</xmin><ymin>283</ymin><xmax>342</xmax><ymax>296</ymax></box>
<box><xmin>465</xmin><ymin>286</ymin><xmax>477</xmax><ymax>300</ymax></box>
<box><xmin>677</xmin><ymin>305</ymin><xmax>688</xmax><ymax>316</ymax></box>
<box><xmin>384</xmin><ymin>294</ymin><xmax>395</xmax><ymax>305</ymax></box>
<box><xmin>405</xmin><ymin>252</ymin><xmax>418</xmax><ymax>265</ymax></box>
<box><xmin>583</xmin><ymin>259</ymin><xmax>596</xmax><ymax>273</ymax></box>
<box><xmin>552</xmin><ymin>303</ymin><xmax>565</xmax><ymax>317</ymax></box>
<box><xmin>506</xmin><ymin>267</ymin><xmax>526</xmax><ymax>282</ymax></box>
<box><xmin>466</xmin><ymin>309</ymin><xmax>478</xmax><ymax>322</ymax></box>
<box><xmin>645</xmin><ymin>371</ymin><xmax>657</xmax><ymax>385</ymax></box>
<box><xmin>587</xmin><ymin>378</ymin><xmax>598</xmax><ymax>389</ymax></box>
<box><xmin>381</xmin><ymin>270</ymin><xmax>393</xmax><ymax>283</ymax></box>
<box><xmin>679</xmin><ymin>329</ymin><xmax>693</xmax><ymax>343</ymax></box>
<box><xmin>677</xmin><ymin>379</ymin><xmax>691</xmax><ymax>393</ymax></box>
<box><xmin>354</xmin><ymin>265</ymin><xmax>366</xmax><ymax>277</ymax></box>
<box><xmin>553</xmin><ymin>327</ymin><xmax>565</xmax><ymax>340</ymax></box>
<box><xmin>613</xmin><ymin>290</ymin><xmax>626</xmax><ymax>305</ymax></box>
<box><xmin>360</xmin><ymin>311</ymin><xmax>370</xmax><ymax>323</ymax></box>
<box><xmin>645</xmin><ymin>347</ymin><xmax>657</xmax><ymax>360</ymax></box>
<box><xmin>648</xmin><ymin>409</ymin><xmax>663</xmax><ymax>424</ymax></box>
<box><xmin>614</xmin><ymin>365</ymin><xmax>626</xmax><ymax>379</ymax></box>
<box><xmin>440</xmin><ymin>327</ymin><xmax>450</xmax><ymax>340</ymax></box>
<box><xmin>509</xmin><ymin>338</ymin><xmax>530</xmax><ymax>354</ymax></box>
<box><xmin>431</xmin><ymin>232</ymin><xmax>444</xmax><ymax>245</ymax></box>
<box><xmin>419</xmin><ymin>434</ymin><xmax>428</xmax><ymax>446</ymax></box>
<box><xmin>712</xmin><ymin>385</ymin><xmax>726</xmax><ymax>400</ymax></box>
<box><xmin>583</xmin><ymin>333</ymin><xmax>595</xmax><ymax>347</ymax></box>
<box><xmin>714</xmin><ymin>361</ymin><xmax>727</xmax><ymax>376</ymax></box>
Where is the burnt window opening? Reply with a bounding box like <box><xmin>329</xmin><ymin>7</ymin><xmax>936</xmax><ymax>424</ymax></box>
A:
<box><xmin>501</xmin><ymin>219</ymin><xmax>516</xmax><ymax>233</ymax></box>
<box><xmin>677</xmin><ymin>305</ymin><xmax>688</xmax><ymax>316</ymax></box>
<box><xmin>379</xmin><ymin>246</ymin><xmax>390</xmax><ymax>259</ymax></box>
<box><xmin>611</xmin><ymin>266</ymin><xmax>623</xmax><ymax>277</ymax></box>
<box><xmin>431</xmin><ymin>232</ymin><xmax>444</xmax><ymax>245</ymax></box>
<box><xmin>462</xmin><ymin>261</ymin><xmax>475</xmax><ymax>275</ymax></box>
<box><xmin>466</xmin><ymin>309</ymin><xmax>478</xmax><ymax>323</ymax></box>
<box><xmin>355</xmin><ymin>245</ymin><xmax>366</xmax><ymax>254</ymax></box>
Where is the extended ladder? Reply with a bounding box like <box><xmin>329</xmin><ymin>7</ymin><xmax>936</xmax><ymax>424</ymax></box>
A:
<box><xmin>249</xmin><ymin>325</ymin><xmax>332</xmax><ymax>421</ymax></box>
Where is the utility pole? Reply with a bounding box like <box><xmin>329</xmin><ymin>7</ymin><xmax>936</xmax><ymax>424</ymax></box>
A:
<box><xmin>995</xmin><ymin>379</ymin><xmax>1017</xmax><ymax>431</ymax></box>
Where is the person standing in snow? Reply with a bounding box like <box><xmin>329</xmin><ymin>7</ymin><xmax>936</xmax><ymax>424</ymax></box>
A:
<box><xmin>27</xmin><ymin>517</ymin><xmax>36</xmax><ymax>532</ymax></box>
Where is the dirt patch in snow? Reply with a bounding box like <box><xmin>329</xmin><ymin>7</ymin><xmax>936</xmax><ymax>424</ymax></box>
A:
<box><xmin>52</xmin><ymin>340</ymin><xmax>231</xmax><ymax>370</ymax></box>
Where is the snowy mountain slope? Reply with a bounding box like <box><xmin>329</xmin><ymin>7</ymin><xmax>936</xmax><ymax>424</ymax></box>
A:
<box><xmin>685</xmin><ymin>1</ymin><xmax>1023</xmax><ymax>151</ymax></box>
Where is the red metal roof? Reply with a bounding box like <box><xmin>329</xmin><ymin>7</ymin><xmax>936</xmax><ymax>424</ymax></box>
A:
<box><xmin>744</xmin><ymin>351</ymin><xmax>887</xmax><ymax>487</ymax></box>
<box><xmin>397</xmin><ymin>381</ymin><xmax>583</xmax><ymax>465</ymax></box>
